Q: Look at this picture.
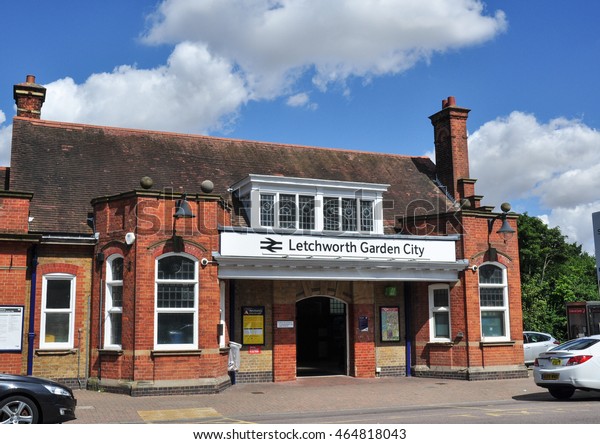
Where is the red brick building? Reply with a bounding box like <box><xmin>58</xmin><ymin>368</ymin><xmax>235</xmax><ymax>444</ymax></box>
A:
<box><xmin>0</xmin><ymin>75</ymin><xmax>527</xmax><ymax>395</ymax></box>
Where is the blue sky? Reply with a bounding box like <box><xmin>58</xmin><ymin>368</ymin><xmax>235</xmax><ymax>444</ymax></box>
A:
<box><xmin>1</xmin><ymin>0</ymin><xmax>599</xmax><ymax>253</ymax></box>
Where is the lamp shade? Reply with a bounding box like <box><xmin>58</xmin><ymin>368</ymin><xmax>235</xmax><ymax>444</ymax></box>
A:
<box><xmin>174</xmin><ymin>195</ymin><xmax>195</xmax><ymax>219</ymax></box>
<box><xmin>496</xmin><ymin>218</ymin><xmax>515</xmax><ymax>240</ymax></box>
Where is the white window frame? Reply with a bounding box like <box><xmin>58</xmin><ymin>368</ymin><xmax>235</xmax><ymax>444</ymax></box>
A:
<box><xmin>478</xmin><ymin>262</ymin><xmax>510</xmax><ymax>342</ymax></box>
<box><xmin>40</xmin><ymin>273</ymin><xmax>76</xmax><ymax>350</ymax></box>
<box><xmin>231</xmin><ymin>174</ymin><xmax>388</xmax><ymax>234</ymax></box>
<box><xmin>154</xmin><ymin>253</ymin><xmax>199</xmax><ymax>351</ymax></box>
<box><xmin>104</xmin><ymin>255</ymin><xmax>123</xmax><ymax>350</ymax></box>
<box><xmin>428</xmin><ymin>283</ymin><xmax>451</xmax><ymax>342</ymax></box>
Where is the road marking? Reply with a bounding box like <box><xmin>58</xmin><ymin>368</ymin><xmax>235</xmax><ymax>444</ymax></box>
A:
<box><xmin>138</xmin><ymin>407</ymin><xmax>221</xmax><ymax>423</ymax></box>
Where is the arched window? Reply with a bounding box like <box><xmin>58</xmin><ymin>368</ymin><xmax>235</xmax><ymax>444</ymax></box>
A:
<box><xmin>479</xmin><ymin>263</ymin><xmax>510</xmax><ymax>341</ymax></box>
<box><xmin>104</xmin><ymin>255</ymin><xmax>123</xmax><ymax>349</ymax></box>
<box><xmin>429</xmin><ymin>284</ymin><xmax>451</xmax><ymax>342</ymax></box>
<box><xmin>155</xmin><ymin>254</ymin><xmax>198</xmax><ymax>350</ymax></box>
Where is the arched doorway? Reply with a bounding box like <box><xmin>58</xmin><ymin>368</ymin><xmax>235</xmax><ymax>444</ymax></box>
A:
<box><xmin>296</xmin><ymin>297</ymin><xmax>347</xmax><ymax>377</ymax></box>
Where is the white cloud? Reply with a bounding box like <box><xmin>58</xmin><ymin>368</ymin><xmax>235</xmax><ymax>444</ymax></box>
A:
<box><xmin>469</xmin><ymin>112</ymin><xmax>600</xmax><ymax>253</ymax></box>
<box><xmin>0</xmin><ymin>125</ymin><xmax>10</xmax><ymax>166</ymax></box>
<box><xmin>286</xmin><ymin>92</ymin><xmax>317</xmax><ymax>110</ymax></box>
<box><xmin>142</xmin><ymin>0</ymin><xmax>507</xmax><ymax>96</ymax></box>
<box><xmin>42</xmin><ymin>42</ymin><xmax>249</xmax><ymax>134</ymax></box>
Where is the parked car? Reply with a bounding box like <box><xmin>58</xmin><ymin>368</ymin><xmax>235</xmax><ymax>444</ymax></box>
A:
<box><xmin>0</xmin><ymin>373</ymin><xmax>77</xmax><ymax>424</ymax></box>
<box><xmin>533</xmin><ymin>335</ymin><xmax>600</xmax><ymax>399</ymax></box>
<box><xmin>523</xmin><ymin>331</ymin><xmax>559</xmax><ymax>365</ymax></box>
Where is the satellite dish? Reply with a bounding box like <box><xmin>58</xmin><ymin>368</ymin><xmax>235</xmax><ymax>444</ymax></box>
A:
<box><xmin>125</xmin><ymin>232</ymin><xmax>136</xmax><ymax>245</ymax></box>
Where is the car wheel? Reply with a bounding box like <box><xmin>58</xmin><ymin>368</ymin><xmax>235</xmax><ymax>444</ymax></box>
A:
<box><xmin>0</xmin><ymin>396</ymin><xmax>39</xmax><ymax>424</ymax></box>
<box><xmin>548</xmin><ymin>387</ymin><xmax>575</xmax><ymax>400</ymax></box>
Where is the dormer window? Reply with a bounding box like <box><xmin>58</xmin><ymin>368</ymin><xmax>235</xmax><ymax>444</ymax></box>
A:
<box><xmin>231</xmin><ymin>175</ymin><xmax>388</xmax><ymax>234</ymax></box>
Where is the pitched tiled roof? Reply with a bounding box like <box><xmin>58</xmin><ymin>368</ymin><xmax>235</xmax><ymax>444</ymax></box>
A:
<box><xmin>0</xmin><ymin>167</ymin><xmax>8</xmax><ymax>190</ymax></box>
<box><xmin>10</xmin><ymin>117</ymin><xmax>448</xmax><ymax>234</ymax></box>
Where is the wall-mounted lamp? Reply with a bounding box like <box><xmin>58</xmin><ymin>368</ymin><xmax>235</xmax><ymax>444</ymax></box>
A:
<box><xmin>487</xmin><ymin>202</ymin><xmax>515</xmax><ymax>242</ymax></box>
<box><xmin>172</xmin><ymin>194</ymin><xmax>195</xmax><ymax>252</ymax></box>
<box><xmin>174</xmin><ymin>194</ymin><xmax>195</xmax><ymax>219</ymax></box>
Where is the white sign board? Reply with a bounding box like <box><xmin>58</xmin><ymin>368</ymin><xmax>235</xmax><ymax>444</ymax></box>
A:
<box><xmin>276</xmin><ymin>320</ymin><xmax>294</xmax><ymax>329</ymax></box>
<box><xmin>0</xmin><ymin>306</ymin><xmax>24</xmax><ymax>351</ymax></box>
<box><xmin>593</xmin><ymin>212</ymin><xmax>600</xmax><ymax>287</ymax></box>
<box><xmin>220</xmin><ymin>232</ymin><xmax>456</xmax><ymax>262</ymax></box>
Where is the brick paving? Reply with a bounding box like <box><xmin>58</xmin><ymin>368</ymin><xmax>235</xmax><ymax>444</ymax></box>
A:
<box><xmin>69</xmin><ymin>372</ymin><xmax>548</xmax><ymax>424</ymax></box>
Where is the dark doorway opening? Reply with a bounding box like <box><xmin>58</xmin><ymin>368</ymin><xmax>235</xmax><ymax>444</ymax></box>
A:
<box><xmin>296</xmin><ymin>297</ymin><xmax>347</xmax><ymax>377</ymax></box>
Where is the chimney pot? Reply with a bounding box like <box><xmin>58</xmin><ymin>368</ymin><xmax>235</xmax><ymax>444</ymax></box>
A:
<box><xmin>442</xmin><ymin>99</ymin><xmax>448</xmax><ymax>108</ymax></box>
<box><xmin>447</xmin><ymin>96</ymin><xmax>456</xmax><ymax>107</ymax></box>
<box><xmin>26</xmin><ymin>75</ymin><xmax>36</xmax><ymax>84</ymax></box>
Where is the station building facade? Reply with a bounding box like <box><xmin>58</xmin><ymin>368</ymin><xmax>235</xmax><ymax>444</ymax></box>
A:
<box><xmin>0</xmin><ymin>75</ymin><xmax>527</xmax><ymax>395</ymax></box>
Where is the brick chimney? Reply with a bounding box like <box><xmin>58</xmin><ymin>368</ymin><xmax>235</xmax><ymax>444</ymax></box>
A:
<box><xmin>13</xmin><ymin>75</ymin><xmax>46</xmax><ymax>119</ymax></box>
<box><xmin>429</xmin><ymin>96</ymin><xmax>472</xmax><ymax>202</ymax></box>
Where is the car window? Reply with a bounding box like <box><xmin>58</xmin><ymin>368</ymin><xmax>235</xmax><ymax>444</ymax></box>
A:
<box><xmin>550</xmin><ymin>338</ymin><xmax>599</xmax><ymax>351</ymax></box>
<box><xmin>530</xmin><ymin>333</ymin><xmax>549</xmax><ymax>343</ymax></box>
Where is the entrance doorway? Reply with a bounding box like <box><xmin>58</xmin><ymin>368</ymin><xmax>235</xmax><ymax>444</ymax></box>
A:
<box><xmin>296</xmin><ymin>297</ymin><xmax>347</xmax><ymax>377</ymax></box>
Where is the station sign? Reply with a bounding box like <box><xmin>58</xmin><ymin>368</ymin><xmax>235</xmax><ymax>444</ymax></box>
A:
<box><xmin>220</xmin><ymin>231</ymin><xmax>456</xmax><ymax>262</ymax></box>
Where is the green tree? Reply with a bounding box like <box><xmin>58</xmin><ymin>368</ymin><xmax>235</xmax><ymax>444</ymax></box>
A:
<box><xmin>518</xmin><ymin>213</ymin><xmax>599</xmax><ymax>341</ymax></box>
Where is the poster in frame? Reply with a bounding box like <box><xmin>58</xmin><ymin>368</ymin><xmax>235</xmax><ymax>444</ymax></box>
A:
<box><xmin>242</xmin><ymin>306</ymin><xmax>265</xmax><ymax>345</ymax></box>
<box><xmin>380</xmin><ymin>306</ymin><xmax>400</xmax><ymax>342</ymax></box>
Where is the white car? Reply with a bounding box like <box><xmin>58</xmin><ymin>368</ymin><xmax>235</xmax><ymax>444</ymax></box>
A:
<box><xmin>523</xmin><ymin>331</ymin><xmax>559</xmax><ymax>365</ymax></box>
<box><xmin>533</xmin><ymin>335</ymin><xmax>600</xmax><ymax>399</ymax></box>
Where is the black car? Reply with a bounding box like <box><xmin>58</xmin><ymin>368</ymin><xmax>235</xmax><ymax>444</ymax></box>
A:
<box><xmin>0</xmin><ymin>373</ymin><xmax>77</xmax><ymax>424</ymax></box>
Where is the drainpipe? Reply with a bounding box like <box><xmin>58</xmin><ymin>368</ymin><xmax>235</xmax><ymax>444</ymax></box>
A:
<box><xmin>26</xmin><ymin>245</ymin><xmax>38</xmax><ymax>375</ymax></box>
<box><xmin>404</xmin><ymin>282</ymin><xmax>412</xmax><ymax>377</ymax></box>
<box><xmin>229</xmin><ymin>280</ymin><xmax>236</xmax><ymax>342</ymax></box>
<box><xmin>97</xmin><ymin>272</ymin><xmax>104</xmax><ymax>382</ymax></box>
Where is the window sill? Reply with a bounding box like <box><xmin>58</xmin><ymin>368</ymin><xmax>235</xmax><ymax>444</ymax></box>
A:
<box><xmin>480</xmin><ymin>340</ymin><xmax>515</xmax><ymax>347</ymax></box>
<box><xmin>151</xmin><ymin>349</ymin><xmax>202</xmax><ymax>357</ymax></box>
<box><xmin>427</xmin><ymin>341</ymin><xmax>454</xmax><ymax>347</ymax></box>
<box><xmin>35</xmin><ymin>348</ymin><xmax>77</xmax><ymax>356</ymax></box>
<box><xmin>98</xmin><ymin>348</ymin><xmax>124</xmax><ymax>356</ymax></box>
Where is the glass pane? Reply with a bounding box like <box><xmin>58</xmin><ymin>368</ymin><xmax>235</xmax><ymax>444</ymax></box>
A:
<box><xmin>260</xmin><ymin>194</ymin><xmax>275</xmax><ymax>226</ymax></box>
<box><xmin>111</xmin><ymin>257</ymin><xmax>123</xmax><ymax>281</ymax></box>
<box><xmin>46</xmin><ymin>280</ymin><xmax>71</xmax><ymax>309</ymax></box>
<box><xmin>480</xmin><ymin>288</ymin><xmax>504</xmax><ymax>307</ymax></box>
<box><xmin>157</xmin><ymin>284</ymin><xmax>195</xmax><ymax>308</ymax></box>
<box><xmin>109</xmin><ymin>313</ymin><xmax>122</xmax><ymax>345</ymax></box>
<box><xmin>279</xmin><ymin>194</ymin><xmax>296</xmax><ymax>228</ymax></box>
<box><xmin>157</xmin><ymin>313</ymin><xmax>194</xmax><ymax>345</ymax></box>
<box><xmin>324</xmin><ymin>197</ymin><xmax>339</xmax><ymax>230</ymax></box>
<box><xmin>299</xmin><ymin>196</ymin><xmax>315</xmax><ymax>230</ymax></box>
<box><xmin>341</xmin><ymin>198</ymin><xmax>357</xmax><ymax>231</ymax></box>
<box><xmin>551</xmin><ymin>338</ymin><xmax>599</xmax><ymax>351</ymax></box>
<box><xmin>360</xmin><ymin>200</ymin><xmax>373</xmax><ymax>231</ymax></box>
<box><xmin>479</xmin><ymin>264</ymin><xmax>503</xmax><ymax>284</ymax></box>
<box><xmin>329</xmin><ymin>299</ymin><xmax>345</xmax><ymax>314</ymax></box>
<box><xmin>433</xmin><ymin>289</ymin><xmax>449</xmax><ymax>307</ymax></box>
<box><xmin>158</xmin><ymin>256</ymin><xmax>195</xmax><ymax>280</ymax></box>
<box><xmin>110</xmin><ymin>285</ymin><xmax>123</xmax><ymax>307</ymax></box>
<box><xmin>481</xmin><ymin>311</ymin><xmax>505</xmax><ymax>337</ymax></box>
<box><xmin>45</xmin><ymin>313</ymin><xmax>70</xmax><ymax>343</ymax></box>
<box><xmin>434</xmin><ymin>312</ymin><xmax>449</xmax><ymax>338</ymax></box>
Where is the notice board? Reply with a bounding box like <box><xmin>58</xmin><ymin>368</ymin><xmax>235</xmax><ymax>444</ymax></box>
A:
<box><xmin>0</xmin><ymin>306</ymin><xmax>24</xmax><ymax>351</ymax></box>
